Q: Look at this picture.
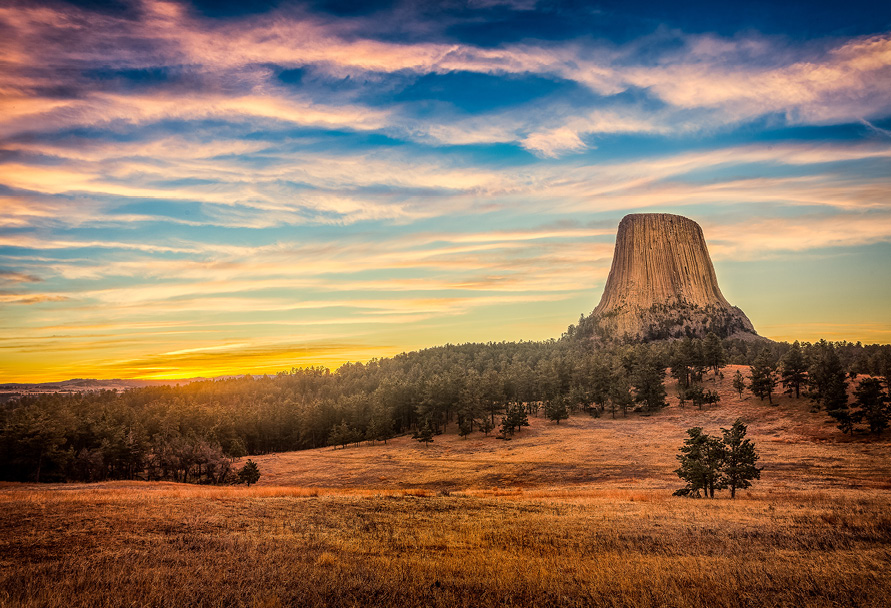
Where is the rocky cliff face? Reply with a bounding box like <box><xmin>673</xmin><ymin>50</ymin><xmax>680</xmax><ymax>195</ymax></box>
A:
<box><xmin>581</xmin><ymin>213</ymin><xmax>758</xmax><ymax>342</ymax></box>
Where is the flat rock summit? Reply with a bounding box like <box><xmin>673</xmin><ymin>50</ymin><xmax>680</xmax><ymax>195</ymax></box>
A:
<box><xmin>579</xmin><ymin>213</ymin><xmax>759</xmax><ymax>342</ymax></box>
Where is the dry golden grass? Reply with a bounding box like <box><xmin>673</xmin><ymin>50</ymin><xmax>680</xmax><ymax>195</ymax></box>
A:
<box><xmin>2</xmin><ymin>485</ymin><xmax>890</xmax><ymax>607</ymax></box>
<box><xmin>2</xmin><ymin>366</ymin><xmax>889</xmax><ymax>607</ymax></box>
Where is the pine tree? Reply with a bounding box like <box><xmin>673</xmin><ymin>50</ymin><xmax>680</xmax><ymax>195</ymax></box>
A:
<box><xmin>669</xmin><ymin>341</ymin><xmax>693</xmax><ymax>390</ymax></box>
<box><xmin>589</xmin><ymin>357</ymin><xmax>612</xmax><ymax>414</ymax></box>
<box><xmin>328</xmin><ymin>421</ymin><xmax>353</xmax><ymax>449</ymax></box>
<box><xmin>674</xmin><ymin>427</ymin><xmax>724</xmax><ymax>498</ymax></box>
<box><xmin>732</xmin><ymin>369</ymin><xmax>746</xmax><ymax>399</ymax></box>
<box><xmin>685</xmin><ymin>383</ymin><xmax>705</xmax><ymax>410</ymax></box>
<box><xmin>415</xmin><ymin>420</ymin><xmax>434</xmax><ymax>446</ymax></box>
<box><xmin>703</xmin><ymin>332</ymin><xmax>726</xmax><ymax>377</ymax></box>
<box><xmin>497</xmin><ymin>415</ymin><xmax>514</xmax><ymax>439</ymax></box>
<box><xmin>632</xmin><ymin>350</ymin><xmax>667</xmax><ymax>412</ymax></box>
<box><xmin>676</xmin><ymin>383</ymin><xmax>688</xmax><ymax>408</ymax></box>
<box><xmin>809</xmin><ymin>342</ymin><xmax>851</xmax><ymax>431</ymax></box>
<box><xmin>748</xmin><ymin>348</ymin><xmax>778</xmax><ymax>404</ymax></box>
<box><xmin>508</xmin><ymin>403</ymin><xmax>530</xmax><ymax>431</ymax></box>
<box><xmin>780</xmin><ymin>341</ymin><xmax>807</xmax><ymax>399</ymax></box>
<box><xmin>719</xmin><ymin>419</ymin><xmax>761</xmax><ymax>498</ymax></box>
<box><xmin>458</xmin><ymin>417</ymin><xmax>473</xmax><ymax>439</ymax></box>
<box><xmin>609</xmin><ymin>364</ymin><xmax>634</xmax><ymax>418</ymax></box>
<box><xmin>544</xmin><ymin>398</ymin><xmax>569</xmax><ymax>424</ymax></box>
<box><xmin>237</xmin><ymin>459</ymin><xmax>261</xmax><ymax>486</ymax></box>
<box><xmin>478</xmin><ymin>416</ymin><xmax>495</xmax><ymax>436</ymax></box>
<box><xmin>853</xmin><ymin>377</ymin><xmax>890</xmax><ymax>434</ymax></box>
<box><xmin>367</xmin><ymin>406</ymin><xmax>394</xmax><ymax>444</ymax></box>
<box><xmin>685</xmin><ymin>338</ymin><xmax>707</xmax><ymax>385</ymax></box>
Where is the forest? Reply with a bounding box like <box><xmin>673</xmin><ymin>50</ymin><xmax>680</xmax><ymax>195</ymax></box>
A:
<box><xmin>2</xmin><ymin>330</ymin><xmax>889</xmax><ymax>484</ymax></box>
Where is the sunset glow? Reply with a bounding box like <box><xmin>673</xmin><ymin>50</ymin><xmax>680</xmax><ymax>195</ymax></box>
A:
<box><xmin>2</xmin><ymin>0</ymin><xmax>890</xmax><ymax>382</ymax></box>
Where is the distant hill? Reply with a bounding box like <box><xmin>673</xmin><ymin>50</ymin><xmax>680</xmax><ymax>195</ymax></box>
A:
<box><xmin>0</xmin><ymin>376</ymin><xmax>241</xmax><ymax>396</ymax></box>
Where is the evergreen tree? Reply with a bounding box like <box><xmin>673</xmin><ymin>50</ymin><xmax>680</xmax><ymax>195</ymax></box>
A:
<box><xmin>809</xmin><ymin>342</ymin><xmax>850</xmax><ymax>431</ymax></box>
<box><xmin>685</xmin><ymin>383</ymin><xmax>705</xmax><ymax>410</ymax></box>
<box><xmin>748</xmin><ymin>348</ymin><xmax>778</xmax><ymax>404</ymax></box>
<box><xmin>676</xmin><ymin>382</ymin><xmax>688</xmax><ymax>408</ymax></box>
<box><xmin>685</xmin><ymin>338</ymin><xmax>708</xmax><ymax>384</ymax></box>
<box><xmin>719</xmin><ymin>419</ymin><xmax>761</xmax><ymax>498</ymax></box>
<box><xmin>507</xmin><ymin>403</ymin><xmax>530</xmax><ymax>431</ymax></box>
<box><xmin>544</xmin><ymin>398</ymin><xmax>569</xmax><ymax>424</ymax></box>
<box><xmin>632</xmin><ymin>350</ymin><xmax>667</xmax><ymax>412</ymax></box>
<box><xmin>458</xmin><ymin>417</ymin><xmax>473</xmax><ymax>439</ymax></box>
<box><xmin>327</xmin><ymin>421</ymin><xmax>353</xmax><ymax>449</ymax></box>
<box><xmin>703</xmin><ymin>332</ymin><xmax>726</xmax><ymax>377</ymax></box>
<box><xmin>237</xmin><ymin>459</ymin><xmax>261</xmax><ymax>486</ymax></box>
<box><xmin>366</xmin><ymin>406</ymin><xmax>394</xmax><ymax>444</ymax></box>
<box><xmin>853</xmin><ymin>377</ymin><xmax>890</xmax><ymax>434</ymax></box>
<box><xmin>588</xmin><ymin>357</ymin><xmax>612</xmax><ymax>414</ymax></box>
<box><xmin>674</xmin><ymin>427</ymin><xmax>725</xmax><ymax>498</ymax></box>
<box><xmin>682</xmin><ymin>383</ymin><xmax>719</xmax><ymax>410</ymax></box>
<box><xmin>732</xmin><ymin>369</ymin><xmax>746</xmax><ymax>399</ymax></box>
<box><xmin>669</xmin><ymin>340</ymin><xmax>693</xmax><ymax>390</ymax></box>
<box><xmin>415</xmin><ymin>420</ymin><xmax>434</xmax><ymax>446</ymax></box>
<box><xmin>780</xmin><ymin>341</ymin><xmax>807</xmax><ymax>398</ymax></box>
<box><xmin>609</xmin><ymin>364</ymin><xmax>634</xmax><ymax>418</ymax></box>
<box><xmin>478</xmin><ymin>416</ymin><xmax>495</xmax><ymax>436</ymax></box>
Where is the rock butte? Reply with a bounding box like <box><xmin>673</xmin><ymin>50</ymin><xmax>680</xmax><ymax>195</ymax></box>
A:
<box><xmin>589</xmin><ymin>213</ymin><xmax>759</xmax><ymax>341</ymax></box>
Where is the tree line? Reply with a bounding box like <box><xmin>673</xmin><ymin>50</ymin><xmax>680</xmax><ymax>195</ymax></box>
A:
<box><xmin>743</xmin><ymin>340</ymin><xmax>891</xmax><ymax>434</ymax></box>
<box><xmin>1</xmin><ymin>332</ymin><xmax>889</xmax><ymax>483</ymax></box>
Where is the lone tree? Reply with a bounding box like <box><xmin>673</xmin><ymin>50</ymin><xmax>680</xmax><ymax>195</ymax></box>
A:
<box><xmin>749</xmin><ymin>348</ymin><xmax>778</xmax><ymax>404</ymax></box>
<box><xmin>780</xmin><ymin>341</ymin><xmax>807</xmax><ymax>399</ymax></box>
<box><xmin>719</xmin><ymin>419</ymin><xmax>761</xmax><ymax>498</ymax></box>
<box><xmin>674</xmin><ymin>427</ymin><xmax>725</xmax><ymax>498</ymax></box>
<box><xmin>237</xmin><ymin>459</ymin><xmax>261</xmax><ymax>486</ymax></box>
<box><xmin>414</xmin><ymin>420</ymin><xmax>435</xmax><ymax>446</ymax></box>
<box><xmin>732</xmin><ymin>369</ymin><xmax>747</xmax><ymax>399</ymax></box>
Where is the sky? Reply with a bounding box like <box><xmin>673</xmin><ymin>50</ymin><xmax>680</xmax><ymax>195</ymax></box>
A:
<box><xmin>1</xmin><ymin>0</ymin><xmax>890</xmax><ymax>382</ymax></box>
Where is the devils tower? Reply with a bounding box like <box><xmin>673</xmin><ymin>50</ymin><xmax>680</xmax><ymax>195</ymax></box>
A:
<box><xmin>579</xmin><ymin>213</ymin><xmax>758</xmax><ymax>342</ymax></box>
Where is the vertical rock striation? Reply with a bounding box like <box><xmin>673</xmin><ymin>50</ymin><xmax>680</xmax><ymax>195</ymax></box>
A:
<box><xmin>584</xmin><ymin>213</ymin><xmax>758</xmax><ymax>342</ymax></box>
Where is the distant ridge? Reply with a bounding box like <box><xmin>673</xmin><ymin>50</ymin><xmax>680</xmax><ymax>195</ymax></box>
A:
<box><xmin>0</xmin><ymin>376</ymin><xmax>241</xmax><ymax>394</ymax></box>
<box><xmin>579</xmin><ymin>213</ymin><xmax>760</xmax><ymax>342</ymax></box>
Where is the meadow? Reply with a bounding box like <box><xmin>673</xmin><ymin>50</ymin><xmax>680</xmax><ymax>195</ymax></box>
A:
<box><xmin>2</xmin><ymin>367</ymin><xmax>889</xmax><ymax>607</ymax></box>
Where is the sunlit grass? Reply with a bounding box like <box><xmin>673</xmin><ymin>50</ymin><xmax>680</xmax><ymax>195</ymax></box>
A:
<box><xmin>2</xmin><ymin>366</ymin><xmax>889</xmax><ymax>607</ymax></box>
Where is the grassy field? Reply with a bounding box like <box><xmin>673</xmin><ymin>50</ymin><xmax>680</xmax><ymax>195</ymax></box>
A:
<box><xmin>2</xmin><ymin>366</ymin><xmax>890</xmax><ymax>607</ymax></box>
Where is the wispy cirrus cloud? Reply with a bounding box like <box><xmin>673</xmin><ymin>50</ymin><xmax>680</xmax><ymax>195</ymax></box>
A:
<box><xmin>0</xmin><ymin>0</ymin><xmax>889</xmax><ymax>380</ymax></box>
<box><xmin>3</xmin><ymin>1</ymin><xmax>890</xmax><ymax>150</ymax></box>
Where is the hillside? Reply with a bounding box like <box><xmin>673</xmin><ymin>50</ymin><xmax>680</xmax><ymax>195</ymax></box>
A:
<box><xmin>243</xmin><ymin>365</ymin><xmax>891</xmax><ymax>493</ymax></box>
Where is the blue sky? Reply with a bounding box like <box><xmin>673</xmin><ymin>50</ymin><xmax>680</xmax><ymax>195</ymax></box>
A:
<box><xmin>1</xmin><ymin>0</ymin><xmax>890</xmax><ymax>380</ymax></box>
